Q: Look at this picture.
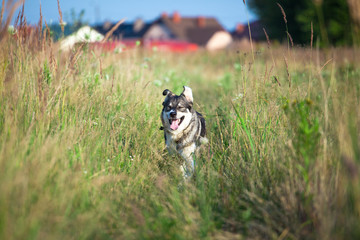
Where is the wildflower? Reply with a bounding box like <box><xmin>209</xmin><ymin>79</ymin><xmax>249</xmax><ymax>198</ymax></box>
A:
<box><xmin>232</xmin><ymin>93</ymin><xmax>244</xmax><ymax>101</ymax></box>
<box><xmin>153</xmin><ymin>80</ymin><xmax>163</xmax><ymax>87</ymax></box>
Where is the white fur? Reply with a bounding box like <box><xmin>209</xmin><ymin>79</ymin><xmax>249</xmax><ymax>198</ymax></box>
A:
<box><xmin>179</xmin><ymin>144</ymin><xmax>196</xmax><ymax>179</ymax></box>
<box><xmin>182</xmin><ymin>86</ymin><xmax>193</xmax><ymax>103</ymax></box>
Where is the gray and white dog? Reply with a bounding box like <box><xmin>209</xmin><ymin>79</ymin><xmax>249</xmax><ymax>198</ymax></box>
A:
<box><xmin>160</xmin><ymin>86</ymin><xmax>208</xmax><ymax>179</ymax></box>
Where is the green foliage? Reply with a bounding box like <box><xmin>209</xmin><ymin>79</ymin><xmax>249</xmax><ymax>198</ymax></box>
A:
<box><xmin>67</xmin><ymin>8</ymin><xmax>87</xmax><ymax>32</ymax></box>
<box><xmin>47</xmin><ymin>9</ymin><xmax>88</xmax><ymax>40</ymax></box>
<box><xmin>42</xmin><ymin>61</ymin><xmax>52</xmax><ymax>85</ymax></box>
<box><xmin>283</xmin><ymin>99</ymin><xmax>320</xmax><ymax>186</ymax></box>
<box><xmin>248</xmin><ymin>0</ymin><xmax>353</xmax><ymax>46</ymax></box>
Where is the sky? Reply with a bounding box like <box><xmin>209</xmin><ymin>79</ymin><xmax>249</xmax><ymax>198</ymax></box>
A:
<box><xmin>7</xmin><ymin>0</ymin><xmax>258</xmax><ymax>30</ymax></box>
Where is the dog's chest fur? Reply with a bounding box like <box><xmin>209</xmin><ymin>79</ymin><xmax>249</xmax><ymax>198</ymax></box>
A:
<box><xmin>163</xmin><ymin>112</ymin><xmax>201</xmax><ymax>155</ymax></box>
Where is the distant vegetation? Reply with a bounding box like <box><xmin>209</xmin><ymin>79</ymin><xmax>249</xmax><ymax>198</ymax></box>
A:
<box><xmin>48</xmin><ymin>8</ymin><xmax>87</xmax><ymax>40</ymax></box>
<box><xmin>248</xmin><ymin>0</ymin><xmax>357</xmax><ymax>46</ymax></box>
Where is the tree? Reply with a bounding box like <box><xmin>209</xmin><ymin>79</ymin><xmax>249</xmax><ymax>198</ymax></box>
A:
<box><xmin>347</xmin><ymin>0</ymin><xmax>360</xmax><ymax>44</ymax></box>
<box><xmin>48</xmin><ymin>9</ymin><xmax>87</xmax><ymax>41</ymax></box>
<box><xmin>247</xmin><ymin>0</ymin><xmax>353</xmax><ymax>46</ymax></box>
<box><xmin>68</xmin><ymin>9</ymin><xmax>86</xmax><ymax>32</ymax></box>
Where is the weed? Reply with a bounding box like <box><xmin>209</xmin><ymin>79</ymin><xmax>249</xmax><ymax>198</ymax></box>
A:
<box><xmin>284</xmin><ymin>98</ymin><xmax>320</xmax><ymax>189</ymax></box>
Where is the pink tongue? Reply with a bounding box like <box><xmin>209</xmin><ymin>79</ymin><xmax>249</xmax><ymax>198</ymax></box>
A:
<box><xmin>170</xmin><ymin>119</ymin><xmax>180</xmax><ymax>130</ymax></box>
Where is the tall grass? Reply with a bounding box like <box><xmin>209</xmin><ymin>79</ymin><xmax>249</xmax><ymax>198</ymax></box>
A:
<box><xmin>1</xmin><ymin>6</ymin><xmax>360</xmax><ymax>240</ymax></box>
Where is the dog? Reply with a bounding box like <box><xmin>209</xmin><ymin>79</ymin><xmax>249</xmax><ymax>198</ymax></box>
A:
<box><xmin>160</xmin><ymin>86</ymin><xmax>208</xmax><ymax>179</ymax></box>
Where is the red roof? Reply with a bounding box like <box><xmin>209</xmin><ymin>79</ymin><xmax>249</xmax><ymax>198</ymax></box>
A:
<box><xmin>146</xmin><ymin>40</ymin><xmax>198</xmax><ymax>52</ymax></box>
<box><xmin>90</xmin><ymin>40</ymin><xmax>198</xmax><ymax>52</ymax></box>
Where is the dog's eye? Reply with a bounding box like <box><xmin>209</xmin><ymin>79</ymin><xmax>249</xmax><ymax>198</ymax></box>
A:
<box><xmin>178</xmin><ymin>106</ymin><xmax>186</xmax><ymax>111</ymax></box>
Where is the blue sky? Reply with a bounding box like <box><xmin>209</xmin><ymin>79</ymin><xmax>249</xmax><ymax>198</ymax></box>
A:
<box><xmin>11</xmin><ymin>0</ymin><xmax>257</xmax><ymax>30</ymax></box>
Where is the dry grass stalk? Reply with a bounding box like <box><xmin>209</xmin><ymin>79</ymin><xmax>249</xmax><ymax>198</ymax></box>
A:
<box><xmin>15</xmin><ymin>2</ymin><xmax>28</xmax><ymax>44</ymax></box>
<box><xmin>277</xmin><ymin>3</ymin><xmax>287</xmax><ymax>24</ymax></box>
<box><xmin>44</xmin><ymin>20</ymin><xmax>49</xmax><ymax>35</ymax></box>
<box><xmin>264</xmin><ymin>63</ymin><xmax>274</xmax><ymax>84</ymax></box>
<box><xmin>311</xmin><ymin>22</ymin><xmax>314</xmax><ymax>49</ymax></box>
<box><xmin>263</xmin><ymin>28</ymin><xmax>271</xmax><ymax>49</ymax></box>
<box><xmin>111</xmin><ymin>73</ymin><xmax>114</xmax><ymax>93</ymax></box>
<box><xmin>102</xmin><ymin>18</ymin><xmax>126</xmax><ymax>43</ymax></box>
<box><xmin>273</xmin><ymin>76</ymin><xmax>281</xmax><ymax>86</ymax></box>
<box><xmin>286</xmin><ymin>31</ymin><xmax>294</xmax><ymax>48</ymax></box>
<box><xmin>0</xmin><ymin>0</ymin><xmax>22</xmax><ymax>42</ymax></box>
<box><xmin>37</xmin><ymin>67</ymin><xmax>44</xmax><ymax>103</ymax></box>
<box><xmin>38</xmin><ymin>1</ymin><xmax>42</xmax><ymax>39</ymax></box>
<box><xmin>14</xmin><ymin>8</ymin><xmax>20</xmax><ymax>27</ymax></box>
<box><xmin>42</xmin><ymin>28</ymin><xmax>46</xmax><ymax>52</ymax></box>
<box><xmin>0</xmin><ymin>0</ymin><xmax>5</xmax><ymax>25</ymax></box>
<box><xmin>50</xmin><ymin>44</ymin><xmax>57</xmax><ymax>73</ymax></box>
<box><xmin>57</xmin><ymin>0</ymin><xmax>64</xmax><ymax>33</ymax></box>
<box><xmin>268</xmin><ymin>65</ymin><xmax>274</xmax><ymax>82</ymax></box>
<box><xmin>263</xmin><ymin>27</ymin><xmax>276</xmax><ymax>67</ymax></box>
<box><xmin>67</xmin><ymin>42</ymin><xmax>86</xmax><ymax>73</ymax></box>
<box><xmin>284</xmin><ymin>55</ymin><xmax>291</xmax><ymax>88</ymax></box>
<box><xmin>99</xmin><ymin>58</ymin><xmax>103</xmax><ymax>80</ymax></box>
<box><xmin>18</xmin><ymin>2</ymin><xmax>27</xmax><ymax>34</ymax></box>
<box><xmin>319</xmin><ymin>58</ymin><xmax>333</xmax><ymax>73</ymax></box>
<box><xmin>44</xmin><ymin>20</ymin><xmax>51</xmax><ymax>46</ymax></box>
<box><xmin>19</xmin><ymin>2</ymin><xmax>25</xmax><ymax>28</ymax></box>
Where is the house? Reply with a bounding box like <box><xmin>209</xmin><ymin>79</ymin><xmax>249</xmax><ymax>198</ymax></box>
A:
<box><xmin>92</xmin><ymin>19</ymin><xmax>151</xmax><ymax>51</ymax></box>
<box><xmin>92</xmin><ymin>17</ymin><xmax>200</xmax><ymax>52</ymax></box>
<box><xmin>93</xmin><ymin>19</ymin><xmax>152</xmax><ymax>42</ymax></box>
<box><xmin>91</xmin><ymin>13</ymin><xmax>232</xmax><ymax>52</ymax></box>
<box><xmin>231</xmin><ymin>20</ymin><xmax>264</xmax><ymax>42</ymax></box>
<box><xmin>60</xmin><ymin>26</ymin><xmax>104</xmax><ymax>50</ymax></box>
<box><xmin>143</xmin><ymin>12</ymin><xmax>232</xmax><ymax>51</ymax></box>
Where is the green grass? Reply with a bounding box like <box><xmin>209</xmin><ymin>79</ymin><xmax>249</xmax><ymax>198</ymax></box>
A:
<box><xmin>1</xmin><ymin>31</ymin><xmax>360</xmax><ymax>239</ymax></box>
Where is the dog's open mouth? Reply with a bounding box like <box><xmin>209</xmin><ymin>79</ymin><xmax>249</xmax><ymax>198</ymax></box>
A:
<box><xmin>169</xmin><ymin>116</ymin><xmax>185</xmax><ymax>130</ymax></box>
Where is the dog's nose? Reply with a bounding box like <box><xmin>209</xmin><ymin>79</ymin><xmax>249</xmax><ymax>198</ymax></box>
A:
<box><xmin>170</xmin><ymin>111</ymin><xmax>176</xmax><ymax>118</ymax></box>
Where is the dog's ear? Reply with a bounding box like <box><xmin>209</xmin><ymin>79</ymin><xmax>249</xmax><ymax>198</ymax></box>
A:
<box><xmin>163</xmin><ymin>89</ymin><xmax>175</xmax><ymax>104</ymax></box>
<box><xmin>181</xmin><ymin>86</ymin><xmax>193</xmax><ymax>103</ymax></box>
<box><xmin>163</xmin><ymin>89</ymin><xmax>175</xmax><ymax>105</ymax></box>
<box><xmin>163</xmin><ymin>89</ymin><xmax>173</xmax><ymax>96</ymax></box>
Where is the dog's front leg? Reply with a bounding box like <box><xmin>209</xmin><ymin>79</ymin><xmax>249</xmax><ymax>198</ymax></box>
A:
<box><xmin>180</xmin><ymin>156</ymin><xmax>194</xmax><ymax>179</ymax></box>
<box><xmin>179</xmin><ymin>144</ymin><xmax>196</xmax><ymax>180</ymax></box>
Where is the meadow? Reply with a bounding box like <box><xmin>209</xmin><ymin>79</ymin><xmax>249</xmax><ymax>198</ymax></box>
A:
<box><xmin>1</xmin><ymin>18</ymin><xmax>360</xmax><ymax>239</ymax></box>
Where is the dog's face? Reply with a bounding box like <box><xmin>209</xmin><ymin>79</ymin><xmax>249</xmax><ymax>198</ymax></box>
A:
<box><xmin>161</xmin><ymin>86</ymin><xmax>194</xmax><ymax>133</ymax></box>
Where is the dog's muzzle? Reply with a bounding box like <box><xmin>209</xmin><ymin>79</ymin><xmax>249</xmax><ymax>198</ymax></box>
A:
<box><xmin>169</xmin><ymin>116</ymin><xmax>185</xmax><ymax>130</ymax></box>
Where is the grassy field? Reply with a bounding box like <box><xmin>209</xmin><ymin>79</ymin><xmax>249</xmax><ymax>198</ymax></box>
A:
<box><xmin>1</xmin><ymin>22</ymin><xmax>360</xmax><ymax>239</ymax></box>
